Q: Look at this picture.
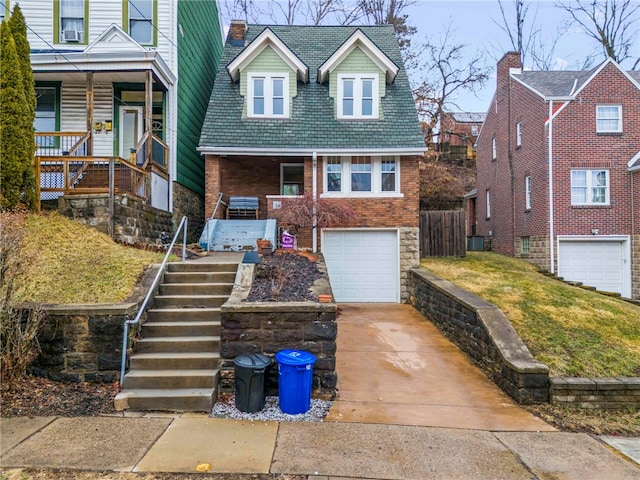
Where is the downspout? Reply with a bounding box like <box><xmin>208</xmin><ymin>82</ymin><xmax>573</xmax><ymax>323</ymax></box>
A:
<box><xmin>312</xmin><ymin>151</ymin><xmax>318</xmax><ymax>253</ymax></box>
<box><xmin>548</xmin><ymin>100</ymin><xmax>555</xmax><ymax>274</ymax></box>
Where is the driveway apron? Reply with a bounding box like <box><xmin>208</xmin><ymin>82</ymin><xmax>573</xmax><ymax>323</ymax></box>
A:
<box><xmin>325</xmin><ymin>303</ymin><xmax>554</xmax><ymax>431</ymax></box>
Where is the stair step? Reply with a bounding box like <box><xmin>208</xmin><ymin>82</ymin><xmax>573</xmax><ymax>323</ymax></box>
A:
<box><xmin>142</xmin><ymin>321</ymin><xmax>221</xmax><ymax>337</ymax></box>
<box><xmin>147</xmin><ymin>308</ymin><xmax>221</xmax><ymax>323</ymax></box>
<box><xmin>153</xmin><ymin>295</ymin><xmax>228</xmax><ymax>308</ymax></box>
<box><xmin>122</xmin><ymin>369</ymin><xmax>219</xmax><ymax>389</ymax></box>
<box><xmin>130</xmin><ymin>352</ymin><xmax>221</xmax><ymax>370</ymax></box>
<box><xmin>167</xmin><ymin>262</ymin><xmax>239</xmax><ymax>273</ymax></box>
<box><xmin>163</xmin><ymin>271</ymin><xmax>236</xmax><ymax>284</ymax></box>
<box><xmin>135</xmin><ymin>336</ymin><xmax>220</xmax><ymax>353</ymax></box>
<box><xmin>114</xmin><ymin>388</ymin><xmax>216</xmax><ymax>412</ymax></box>
<box><xmin>158</xmin><ymin>283</ymin><xmax>233</xmax><ymax>296</ymax></box>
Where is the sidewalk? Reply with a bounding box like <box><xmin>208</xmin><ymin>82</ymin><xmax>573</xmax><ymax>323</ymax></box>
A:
<box><xmin>1</xmin><ymin>414</ymin><xmax>638</xmax><ymax>479</ymax></box>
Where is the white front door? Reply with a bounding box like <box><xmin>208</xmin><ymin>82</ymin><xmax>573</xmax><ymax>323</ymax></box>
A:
<box><xmin>323</xmin><ymin>229</ymin><xmax>399</xmax><ymax>302</ymax></box>
<box><xmin>119</xmin><ymin>106</ymin><xmax>143</xmax><ymax>160</ymax></box>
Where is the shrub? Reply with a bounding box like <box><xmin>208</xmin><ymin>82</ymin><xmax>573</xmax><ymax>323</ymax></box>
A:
<box><xmin>0</xmin><ymin>210</ymin><xmax>45</xmax><ymax>386</ymax></box>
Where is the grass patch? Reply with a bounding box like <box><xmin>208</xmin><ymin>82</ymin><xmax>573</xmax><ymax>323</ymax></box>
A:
<box><xmin>420</xmin><ymin>252</ymin><xmax>640</xmax><ymax>378</ymax></box>
<box><xmin>12</xmin><ymin>212</ymin><xmax>168</xmax><ymax>304</ymax></box>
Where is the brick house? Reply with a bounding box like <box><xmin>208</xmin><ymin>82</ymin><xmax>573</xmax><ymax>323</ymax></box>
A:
<box><xmin>198</xmin><ymin>22</ymin><xmax>426</xmax><ymax>302</ymax></box>
<box><xmin>439</xmin><ymin>112</ymin><xmax>485</xmax><ymax>147</ymax></box>
<box><xmin>473</xmin><ymin>52</ymin><xmax>640</xmax><ymax>300</ymax></box>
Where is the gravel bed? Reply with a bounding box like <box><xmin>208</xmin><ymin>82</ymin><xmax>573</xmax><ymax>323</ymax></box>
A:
<box><xmin>211</xmin><ymin>395</ymin><xmax>332</xmax><ymax>422</ymax></box>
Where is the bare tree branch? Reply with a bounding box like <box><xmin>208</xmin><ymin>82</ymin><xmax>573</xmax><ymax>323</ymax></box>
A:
<box><xmin>556</xmin><ymin>0</ymin><xmax>640</xmax><ymax>65</ymax></box>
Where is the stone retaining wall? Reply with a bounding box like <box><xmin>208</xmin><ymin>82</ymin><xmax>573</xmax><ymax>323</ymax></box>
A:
<box><xmin>551</xmin><ymin>377</ymin><xmax>640</xmax><ymax>409</ymax></box>
<box><xmin>30</xmin><ymin>266</ymin><xmax>158</xmax><ymax>383</ymax></box>
<box><xmin>219</xmin><ymin>261</ymin><xmax>338</xmax><ymax>400</ymax></box>
<box><xmin>408</xmin><ymin>268</ymin><xmax>549</xmax><ymax>404</ymax></box>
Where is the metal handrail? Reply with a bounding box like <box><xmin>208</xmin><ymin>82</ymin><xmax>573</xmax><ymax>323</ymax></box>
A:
<box><xmin>119</xmin><ymin>215</ymin><xmax>188</xmax><ymax>386</ymax></box>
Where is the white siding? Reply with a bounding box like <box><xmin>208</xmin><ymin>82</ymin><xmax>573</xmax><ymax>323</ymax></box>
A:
<box><xmin>59</xmin><ymin>82</ymin><xmax>114</xmax><ymax>157</ymax></box>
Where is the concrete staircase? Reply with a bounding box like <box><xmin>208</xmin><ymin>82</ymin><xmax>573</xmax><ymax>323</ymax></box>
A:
<box><xmin>114</xmin><ymin>260</ymin><xmax>239</xmax><ymax>412</ymax></box>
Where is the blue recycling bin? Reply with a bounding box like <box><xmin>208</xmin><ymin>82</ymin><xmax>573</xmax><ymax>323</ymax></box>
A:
<box><xmin>275</xmin><ymin>349</ymin><xmax>316</xmax><ymax>414</ymax></box>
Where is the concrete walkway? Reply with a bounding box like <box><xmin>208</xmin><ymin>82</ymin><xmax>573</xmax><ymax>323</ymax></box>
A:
<box><xmin>1</xmin><ymin>415</ymin><xmax>639</xmax><ymax>479</ymax></box>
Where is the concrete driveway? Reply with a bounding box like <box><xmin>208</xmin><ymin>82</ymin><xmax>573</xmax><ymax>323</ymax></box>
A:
<box><xmin>326</xmin><ymin>303</ymin><xmax>554</xmax><ymax>431</ymax></box>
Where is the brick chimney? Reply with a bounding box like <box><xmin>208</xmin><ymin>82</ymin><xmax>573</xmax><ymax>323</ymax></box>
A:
<box><xmin>497</xmin><ymin>51</ymin><xmax>522</xmax><ymax>87</ymax></box>
<box><xmin>230</xmin><ymin>20</ymin><xmax>247</xmax><ymax>45</ymax></box>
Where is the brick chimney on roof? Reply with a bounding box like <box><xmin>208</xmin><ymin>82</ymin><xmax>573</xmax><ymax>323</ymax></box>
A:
<box><xmin>230</xmin><ymin>20</ymin><xmax>247</xmax><ymax>42</ymax></box>
<box><xmin>497</xmin><ymin>51</ymin><xmax>522</xmax><ymax>86</ymax></box>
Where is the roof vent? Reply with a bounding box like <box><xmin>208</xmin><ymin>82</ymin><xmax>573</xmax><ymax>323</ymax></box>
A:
<box><xmin>63</xmin><ymin>29</ymin><xmax>81</xmax><ymax>42</ymax></box>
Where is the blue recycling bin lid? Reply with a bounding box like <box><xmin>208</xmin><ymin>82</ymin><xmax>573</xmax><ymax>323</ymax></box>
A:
<box><xmin>275</xmin><ymin>349</ymin><xmax>316</xmax><ymax>366</ymax></box>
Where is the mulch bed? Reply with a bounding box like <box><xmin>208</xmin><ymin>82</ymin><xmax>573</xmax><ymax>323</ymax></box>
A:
<box><xmin>246</xmin><ymin>250</ymin><xmax>324</xmax><ymax>302</ymax></box>
<box><xmin>1</xmin><ymin>376</ymin><xmax>118</xmax><ymax>417</ymax></box>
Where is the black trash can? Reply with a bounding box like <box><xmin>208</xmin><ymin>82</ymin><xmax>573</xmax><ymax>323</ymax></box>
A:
<box><xmin>234</xmin><ymin>354</ymin><xmax>272</xmax><ymax>413</ymax></box>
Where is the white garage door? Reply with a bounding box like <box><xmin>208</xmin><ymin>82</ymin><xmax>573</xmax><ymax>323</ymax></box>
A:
<box><xmin>323</xmin><ymin>230</ymin><xmax>399</xmax><ymax>302</ymax></box>
<box><xmin>558</xmin><ymin>238</ymin><xmax>629</xmax><ymax>297</ymax></box>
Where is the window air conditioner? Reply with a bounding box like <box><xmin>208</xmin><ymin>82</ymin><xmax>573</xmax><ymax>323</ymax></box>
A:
<box><xmin>63</xmin><ymin>30</ymin><xmax>81</xmax><ymax>42</ymax></box>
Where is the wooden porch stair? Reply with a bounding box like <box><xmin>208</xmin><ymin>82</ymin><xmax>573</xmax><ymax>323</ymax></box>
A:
<box><xmin>114</xmin><ymin>260</ymin><xmax>238</xmax><ymax>412</ymax></box>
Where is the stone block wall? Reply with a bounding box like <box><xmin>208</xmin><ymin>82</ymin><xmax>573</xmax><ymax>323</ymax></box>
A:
<box><xmin>173</xmin><ymin>183</ymin><xmax>205</xmax><ymax>244</ymax></box>
<box><xmin>219</xmin><ymin>304</ymin><xmax>338</xmax><ymax>399</ymax></box>
<box><xmin>29</xmin><ymin>266</ymin><xmax>157</xmax><ymax>383</ymax></box>
<box><xmin>551</xmin><ymin>377</ymin><xmax>640</xmax><ymax>409</ymax></box>
<box><xmin>58</xmin><ymin>194</ymin><xmax>173</xmax><ymax>246</ymax></box>
<box><xmin>408</xmin><ymin>268</ymin><xmax>549</xmax><ymax>404</ymax></box>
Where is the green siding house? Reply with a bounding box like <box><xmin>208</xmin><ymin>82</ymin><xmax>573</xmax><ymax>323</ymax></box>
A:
<box><xmin>199</xmin><ymin>23</ymin><xmax>426</xmax><ymax>303</ymax></box>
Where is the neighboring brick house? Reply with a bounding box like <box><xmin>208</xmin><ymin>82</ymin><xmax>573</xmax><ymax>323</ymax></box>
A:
<box><xmin>473</xmin><ymin>52</ymin><xmax>640</xmax><ymax>300</ymax></box>
<box><xmin>198</xmin><ymin>22</ymin><xmax>426</xmax><ymax>302</ymax></box>
<box><xmin>439</xmin><ymin>112</ymin><xmax>485</xmax><ymax>147</ymax></box>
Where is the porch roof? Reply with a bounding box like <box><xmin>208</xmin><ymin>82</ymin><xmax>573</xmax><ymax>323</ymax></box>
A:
<box><xmin>199</xmin><ymin>24</ymin><xmax>425</xmax><ymax>155</ymax></box>
<box><xmin>31</xmin><ymin>50</ymin><xmax>176</xmax><ymax>88</ymax></box>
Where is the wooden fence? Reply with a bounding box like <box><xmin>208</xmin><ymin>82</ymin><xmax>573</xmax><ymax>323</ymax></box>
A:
<box><xmin>420</xmin><ymin>210</ymin><xmax>466</xmax><ymax>257</ymax></box>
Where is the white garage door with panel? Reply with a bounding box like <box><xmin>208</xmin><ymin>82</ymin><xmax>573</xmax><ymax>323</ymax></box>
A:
<box><xmin>323</xmin><ymin>229</ymin><xmax>399</xmax><ymax>302</ymax></box>
<box><xmin>557</xmin><ymin>236</ymin><xmax>631</xmax><ymax>298</ymax></box>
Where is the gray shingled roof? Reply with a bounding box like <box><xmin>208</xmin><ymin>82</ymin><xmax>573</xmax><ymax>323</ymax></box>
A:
<box><xmin>199</xmin><ymin>24</ymin><xmax>425</xmax><ymax>152</ymax></box>
<box><xmin>450</xmin><ymin>112</ymin><xmax>486</xmax><ymax>123</ymax></box>
<box><xmin>513</xmin><ymin>68</ymin><xmax>597</xmax><ymax>97</ymax></box>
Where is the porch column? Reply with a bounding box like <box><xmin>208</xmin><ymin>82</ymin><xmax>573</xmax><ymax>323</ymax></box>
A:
<box><xmin>145</xmin><ymin>70</ymin><xmax>153</xmax><ymax>166</ymax></box>
<box><xmin>86</xmin><ymin>72</ymin><xmax>93</xmax><ymax>156</ymax></box>
<box><xmin>204</xmin><ymin>155</ymin><xmax>222</xmax><ymax>219</ymax></box>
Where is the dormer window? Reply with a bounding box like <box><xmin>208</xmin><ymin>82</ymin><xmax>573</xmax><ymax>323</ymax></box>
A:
<box><xmin>248</xmin><ymin>73</ymin><xmax>289</xmax><ymax>118</ymax></box>
<box><xmin>338</xmin><ymin>74</ymin><xmax>378</xmax><ymax>119</ymax></box>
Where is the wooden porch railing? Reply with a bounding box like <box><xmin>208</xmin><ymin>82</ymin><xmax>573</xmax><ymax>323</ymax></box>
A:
<box><xmin>132</xmin><ymin>132</ymin><xmax>168</xmax><ymax>170</ymax></box>
<box><xmin>37</xmin><ymin>156</ymin><xmax>147</xmax><ymax>200</ymax></box>
<box><xmin>35</xmin><ymin>131</ymin><xmax>91</xmax><ymax>157</ymax></box>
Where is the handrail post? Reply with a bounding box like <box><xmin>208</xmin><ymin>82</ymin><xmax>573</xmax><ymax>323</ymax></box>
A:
<box><xmin>182</xmin><ymin>217</ymin><xmax>187</xmax><ymax>262</ymax></box>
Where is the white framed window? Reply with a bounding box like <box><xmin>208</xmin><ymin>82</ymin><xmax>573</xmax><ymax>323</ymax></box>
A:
<box><xmin>128</xmin><ymin>0</ymin><xmax>154</xmax><ymax>45</ymax></box>
<box><xmin>571</xmin><ymin>169</ymin><xmax>610</xmax><ymax>205</ymax></box>
<box><xmin>248</xmin><ymin>73</ymin><xmax>289</xmax><ymax>118</ymax></box>
<box><xmin>323</xmin><ymin>156</ymin><xmax>399</xmax><ymax>195</ymax></box>
<box><xmin>596</xmin><ymin>105</ymin><xmax>622</xmax><ymax>133</ymax></box>
<box><xmin>337</xmin><ymin>74</ymin><xmax>379</xmax><ymax>119</ymax></box>
<box><xmin>486</xmin><ymin>189</ymin><xmax>491</xmax><ymax>219</ymax></box>
<box><xmin>516</xmin><ymin>122</ymin><xmax>522</xmax><ymax>147</ymax></box>
<box><xmin>521</xmin><ymin>236</ymin><xmax>530</xmax><ymax>254</ymax></box>
<box><xmin>525</xmin><ymin>175</ymin><xmax>531</xmax><ymax>210</ymax></box>
<box><xmin>281</xmin><ymin>163</ymin><xmax>304</xmax><ymax>195</ymax></box>
<box><xmin>492</xmin><ymin>137</ymin><xmax>497</xmax><ymax>160</ymax></box>
<box><xmin>471</xmin><ymin>125</ymin><xmax>479</xmax><ymax>136</ymax></box>
<box><xmin>60</xmin><ymin>0</ymin><xmax>85</xmax><ymax>42</ymax></box>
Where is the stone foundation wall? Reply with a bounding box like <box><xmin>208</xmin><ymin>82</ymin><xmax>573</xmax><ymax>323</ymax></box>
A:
<box><xmin>632</xmin><ymin>234</ymin><xmax>639</xmax><ymax>300</ymax></box>
<box><xmin>551</xmin><ymin>377</ymin><xmax>640</xmax><ymax>409</ymax></box>
<box><xmin>399</xmin><ymin>226</ymin><xmax>420</xmax><ymax>302</ymax></box>
<box><xmin>514</xmin><ymin>235</ymin><xmax>549</xmax><ymax>271</ymax></box>
<box><xmin>57</xmin><ymin>194</ymin><xmax>173</xmax><ymax>246</ymax></box>
<box><xmin>408</xmin><ymin>268</ymin><xmax>549</xmax><ymax>404</ymax></box>
<box><xmin>172</xmin><ymin>183</ymin><xmax>205</xmax><ymax>244</ymax></box>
